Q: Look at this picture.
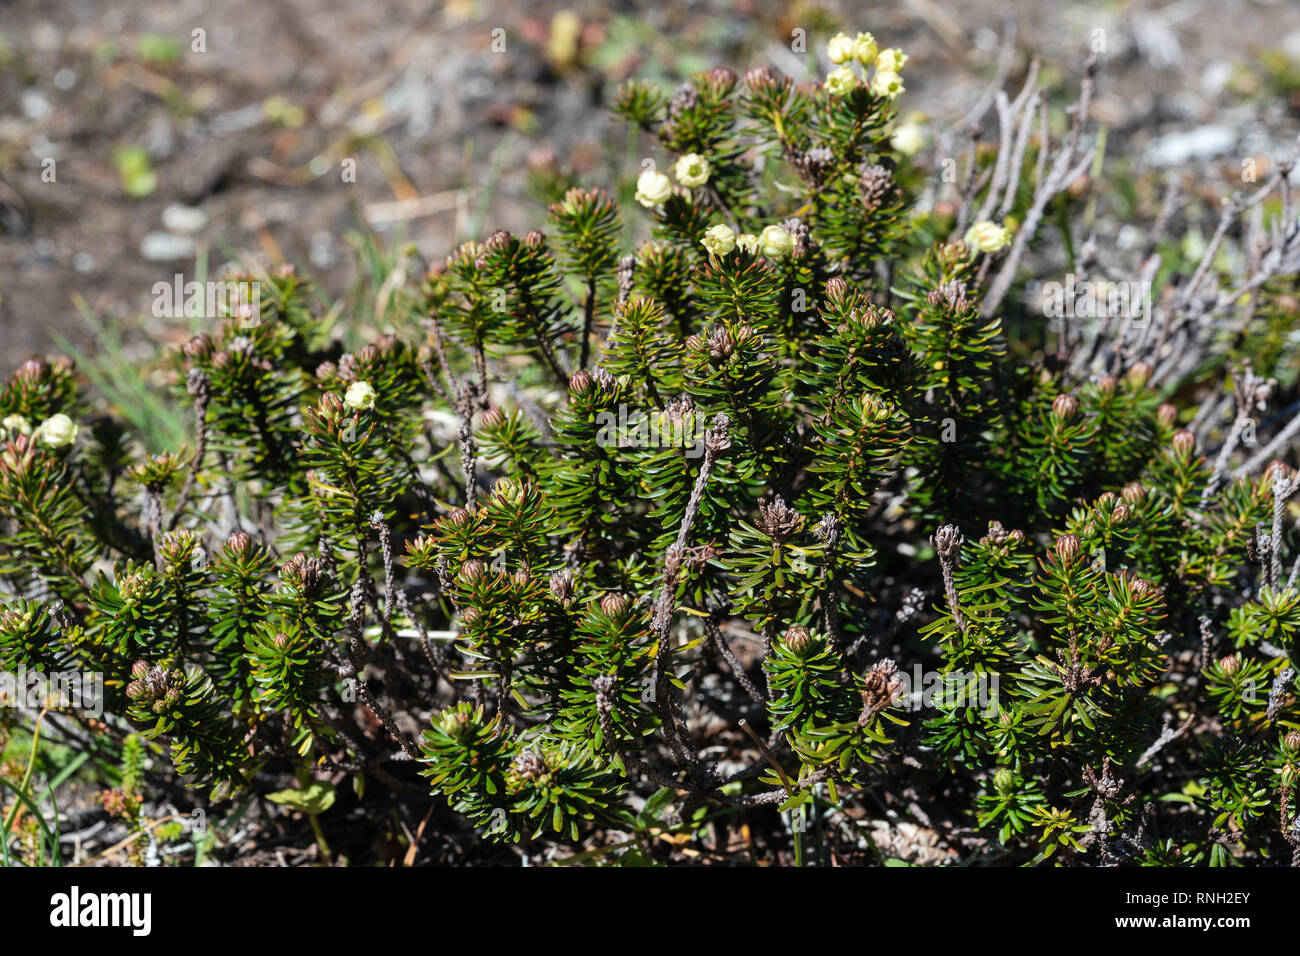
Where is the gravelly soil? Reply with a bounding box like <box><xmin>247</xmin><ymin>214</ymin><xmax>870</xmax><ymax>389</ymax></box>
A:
<box><xmin>2</xmin><ymin>0</ymin><xmax>1298</xmax><ymax>374</ymax></box>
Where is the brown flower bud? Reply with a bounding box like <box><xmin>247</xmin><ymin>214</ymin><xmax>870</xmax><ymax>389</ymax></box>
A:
<box><xmin>744</xmin><ymin>66</ymin><xmax>778</xmax><ymax>91</ymax></box>
<box><xmin>600</xmin><ymin>593</ymin><xmax>631</xmax><ymax>618</ymax></box>
<box><xmin>1055</xmin><ymin>533</ymin><xmax>1082</xmax><ymax>562</ymax></box>
<box><xmin>1095</xmin><ymin>374</ymin><xmax>1117</xmax><ymax>394</ymax></box>
<box><xmin>1264</xmin><ymin>460</ymin><xmax>1294</xmax><ymax>484</ymax></box>
<box><xmin>480</xmin><ymin>407</ymin><xmax>506</xmax><ymax>429</ymax></box>
<box><xmin>568</xmin><ymin>370</ymin><xmax>593</xmax><ymax>395</ymax></box>
<box><xmin>1129</xmin><ymin>575</ymin><xmax>1156</xmax><ymax>597</ymax></box>
<box><xmin>932</xmin><ymin>524</ymin><xmax>964</xmax><ymax>561</ymax></box>
<box><xmin>513</xmin><ymin>749</ymin><xmax>547</xmax><ymax>780</ymax></box>
<box><xmin>706</xmin><ymin>67</ymin><xmax>738</xmax><ymax>95</ymax></box>
<box><xmin>1157</xmin><ymin>404</ymin><xmax>1178</xmax><ymax>429</ymax></box>
<box><xmin>458</xmin><ymin>560</ymin><xmax>488</xmax><ymax>584</ymax></box>
<box><xmin>14</xmin><ymin>357</ymin><xmax>48</xmax><ymax>383</ymax></box>
<box><xmin>1126</xmin><ymin>361</ymin><xmax>1153</xmax><ymax>389</ymax></box>
<box><xmin>225</xmin><ymin>531</ymin><xmax>253</xmax><ymax>554</ymax></box>
<box><xmin>1218</xmin><ymin>654</ymin><xmax>1240</xmax><ymax>676</ymax></box>
<box><xmin>783</xmin><ymin>625</ymin><xmax>813</xmax><ymax>657</ymax></box>
<box><xmin>756</xmin><ymin>496</ymin><xmax>804</xmax><ymax>541</ymax></box>
<box><xmin>1121</xmin><ymin>481</ymin><xmax>1146</xmax><ymax>504</ymax></box>
<box><xmin>1171</xmin><ymin>429</ymin><xmax>1196</xmax><ymax>456</ymax></box>
<box><xmin>1052</xmin><ymin>393</ymin><xmax>1080</xmax><ymax>421</ymax></box>
<box><xmin>549</xmin><ymin>570</ymin><xmax>574</xmax><ymax>605</ymax></box>
<box><xmin>184</xmin><ymin>334</ymin><xmax>213</xmax><ymax>361</ymax></box>
<box><xmin>1284</xmin><ymin>731</ymin><xmax>1300</xmax><ymax>754</ymax></box>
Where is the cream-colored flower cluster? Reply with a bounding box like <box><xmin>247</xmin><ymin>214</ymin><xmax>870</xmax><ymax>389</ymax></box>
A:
<box><xmin>635</xmin><ymin>152</ymin><xmax>715</xmax><ymax>209</ymax></box>
<box><xmin>7</xmin><ymin>412</ymin><xmax>81</xmax><ymax>448</ymax></box>
<box><xmin>823</xmin><ymin>31</ymin><xmax>907</xmax><ymax>101</ymax></box>
<box><xmin>700</xmin><ymin>223</ymin><xmax>794</xmax><ymax>260</ymax></box>
<box><xmin>964</xmin><ymin>220</ymin><xmax>1013</xmax><ymax>255</ymax></box>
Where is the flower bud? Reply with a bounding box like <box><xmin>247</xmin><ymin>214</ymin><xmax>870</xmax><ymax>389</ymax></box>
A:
<box><xmin>1283</xmin><ymin>731</ymin><xmax>1300</xmax><ymax>754</ymax></box>
<box><xmin>184</xmin><ymin>333</ymin><xmax>213</xmax><ymax>361</ymax></box>
<box><xmin>744</xmin><ymin>67</ymin><xmax>779</xmax><ymax>92</ymax></box>
<box><xmin>1126</xmin><ymin>361</ymin><xmax>1153</xmax><ymax>389</ymax></box>
<box><xmin>993</xmin><ymin>768</ymin><xmax>1015</xmax><ymax>794</ymax></box>
<box><xmin>1055</xmin><ymin>533</ymin><xmax>1082</xmax><ymax>562</ymax></box>
<box><xmin>1096</xmin><ymin>374</ymin><xmax>1117</xmax><ymax>394</ymax></box>
<box><xmin>1171</xmin><ymin>429</ymin><xmax>1197</xmax><ymax>457</ymax></box>
<box><xmin>1218</xmin><ymin>654</ymin><xmax>1240</xmax><ymax>676</ymax></box>
<box><xmin>705</xmin><ymin>67</ymin><xmax>738</xmax><ymax>96</ymax></box>
<box><xmin>1157</xmin><ymin>404</ymin><xmax>1178</xmax><ymax>429</ymax></box>
<box><xmin>15</xmin><ymin>357</ymin><xmax>48</xmax><ymax>383</ymax></box>
<box><xmin>568</xmin><ymin>369</ymin><xmax>593</xmax><ymax>395</ymax></box>
<box><xmin>513</xmin><ymin>749</ymin><xmax>547</xmax><ymax>780</ymax></box>
<box><xmin>783</xmin><ymin>625</ymin><xmax>813</xmax><ymax>657</ymax></box>
<box><xmin>549</xmin><ymin>570</ymin><xmax>574</xmax><ymax>605</ymax></box>
<box><xmin>458</xmin><ymin>560</ymin><xmax>488</xmax><ymax>585</ymax></box>
<box><xmin>1265</xmin><ymin>460</ymin><xmax>1293</xmax><ymax>484</ymax></box>
<box><xmin>225</xmin><ymin>531</ymin><xmax>253</xmax><ymax>555</ymax></box>
<box><xmin>1121</xmin><ymin>481</ymin><xmax>1146</xmax><ymax>504</ymax></box>
<box><xmin>600</xmin><ymin>593</ymin><xmax>631</xmax><ymax>618</ymax></box>
<box><xmin>1051</xmin><ymin>393</ymin><xmax>1080</xmax><ymax>421</ymax></box>
<box><xmin>480</xmin><ymin>407</ymin><xmax>506</xmax><ymax>429</ymax></box>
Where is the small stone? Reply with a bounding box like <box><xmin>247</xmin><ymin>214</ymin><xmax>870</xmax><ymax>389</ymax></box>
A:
<box><xmin>140</xmin><ymin>232</ymin><xmax>196</xmax><ymax>262</ymax></box>
<box><xmin>161</xmin><ymin>204</ymin><xmax>209</xmax><ymax>234</ymax></box>
<box><xmin>1144</xmin><ymin>126</ymin><xmax>1235</xmax><ymax>168</ymax></box>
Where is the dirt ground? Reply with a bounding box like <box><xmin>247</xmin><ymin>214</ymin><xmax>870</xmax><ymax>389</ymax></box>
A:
<box><xmin>2</xmin><ymin>0</ymin><xmax>1299</xmax><ymax>375</ymax></box>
